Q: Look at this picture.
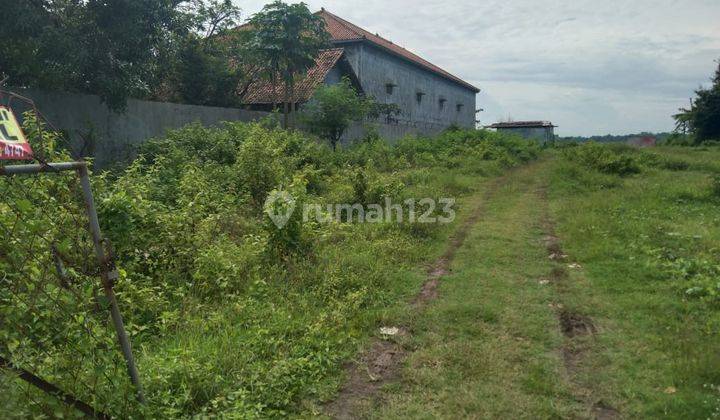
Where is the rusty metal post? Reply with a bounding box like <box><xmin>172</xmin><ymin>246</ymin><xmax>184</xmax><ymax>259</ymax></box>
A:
<box><xmin>0</xmin><ymin>356</ymin><xmax>110</xmax><ymax>419</ymax></box>
<box><xmin>76</xmin><ymin>164</ymin><xmax>145</xmax><ymax>403</ymax></box>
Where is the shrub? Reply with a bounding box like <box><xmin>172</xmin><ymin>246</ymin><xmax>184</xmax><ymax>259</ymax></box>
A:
<box><xmin>564</xmin><ymin>142</ymin><xmax>642</xmax><ymax>176</ymax></box>
<box><xmin>660</xmin><ymin>133</ymin><xmax>694</xmax><ymax>146</ymax></box>
<box><xmin>234</xmin><ymin>126</ymin><xmax>295</xmax><ymax>207</ymax></box>
<box><xmin>263</xmin><ymin>176</ymin><xmax>311</xmax><ymax>259</ymax></box>
<box><xmin>191</xmin><ymin>236</ymin><xmax>260</xmax><ymax>297</ymax></box>
<box><xmin>553</xmin><ymin>161</ymin><xmax>623</xmax><ymax>193</ymax></box>
<box><xmin>659</xmin><ymin>157</ymin><xmax>691</xmax><ymax>171</ymax></box>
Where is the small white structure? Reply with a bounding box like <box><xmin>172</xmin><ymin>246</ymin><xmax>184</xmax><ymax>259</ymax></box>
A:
<box><xmin>486</xmin><ymin>121</ymin><xmax>556</xmax><ymax>143</ymax></box>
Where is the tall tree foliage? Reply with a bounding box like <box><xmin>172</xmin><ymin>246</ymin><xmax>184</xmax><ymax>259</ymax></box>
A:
<box><xmin>247</xmin><ymin>1</ymin><xmax>329</xmax><ymax>128</ymax></box>
<box><xmin>0</xmin><ymin>0</ymin><xmax>243</xmax><ymax>110</ymax></box>
<box><xmin>155</xmin><ymin>0</ymin><xmax>246</xmax><ymax>107</ymax></box>
<box><xmin>674</xmin><ymin>60</ymin><xmax>720</xmax><ymax>143</ymax></box>
<box><xmin>0</xmin><ymin>0</ymin><xmax>177</xmax><ymax>110</ymax></box>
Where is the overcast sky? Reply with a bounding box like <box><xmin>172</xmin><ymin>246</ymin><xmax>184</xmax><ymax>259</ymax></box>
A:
<box><xmin>234</xmin><ymin>0</ymin><xmax>720</xmax><ymax>136</ymax></box>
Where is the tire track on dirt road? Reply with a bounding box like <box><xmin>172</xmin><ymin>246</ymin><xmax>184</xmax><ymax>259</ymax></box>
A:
<box><xmin>537</xmin><ymin>185</ymin><xmax>619</xmax><ymax>420</ymax></box>
<box><xmin>324</xmin><ymin>171</ymin><xmax>515</xmax><ymax>419</ymax></box>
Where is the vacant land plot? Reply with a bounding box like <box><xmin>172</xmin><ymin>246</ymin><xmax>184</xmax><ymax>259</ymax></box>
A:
<box><xmin>355</xmin><ymin>146</ymin><xmax>720</xmax><ymax>419</ymax></box>
<box><xmin>3</xmin><ymin>129</ymin><xmax>718</xmax><ymax>418</ymax></box>
<box><xmin>0</xmin><ymin>121</ymin><xmax>539</xmax><ymax>418</ymax></box>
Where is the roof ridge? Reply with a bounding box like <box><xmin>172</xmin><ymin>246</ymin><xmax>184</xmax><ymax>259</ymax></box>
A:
<box><xmin>320</xmin><ymin>9</ymin><xmax>400</xmax><ymax>46</ymax></box>
<box><xmin>317</xmin><ymin>9</ymin><xmax>364</xmax><ymax>39</ymax></box>
<box><xmin>317</xmin><ymin>9</ymin><xmax>479</xmax><ymax>93</ymax></box>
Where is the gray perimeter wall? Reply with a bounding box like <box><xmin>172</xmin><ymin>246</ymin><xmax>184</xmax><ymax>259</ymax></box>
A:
<box><xmin>7</xmin><ymin>86</ymin><xmax>464</xmax><ymax>168</ymax></box>
<box><xmin>9</xmin><ymin>44</ymin><xmax>480</xmax><ymax>167</ymax></box>
<box><xmin>9</xmin><ymin>89</ymin><xmax>270</xmax><ymax>169</ymax></box>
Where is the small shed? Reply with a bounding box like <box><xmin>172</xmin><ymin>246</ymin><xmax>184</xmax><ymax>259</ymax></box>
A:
<box><xmin>626</xmin><ymin>136</ymin><xmax>656</xmax><ymax>148</ymax></box>
<box><xmin>486</xmin><ymin>121</ymin><xmax>556</xmax><ymax>143</ymax></box>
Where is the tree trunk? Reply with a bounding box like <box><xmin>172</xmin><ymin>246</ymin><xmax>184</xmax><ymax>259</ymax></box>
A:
<box><xmin>283</xmin><ymin>75</ymin><xmax>290</xmax><ymax>129</ymax></box>
<box><xmin>270</xmin><ymin>73</ymin><xmax>277</xmax><ymax>111</ymax></box>
<box><xmin>290</xmin><ymin>81</ymin><xmax>296</xmax><ymax>129</ymax></box>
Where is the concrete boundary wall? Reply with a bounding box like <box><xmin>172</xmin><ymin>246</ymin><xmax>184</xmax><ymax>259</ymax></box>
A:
<box><xmin>8</xmin><ymin>89</ymin><xmax>270</xmax><ymax>169</ymax></box>
<box><xmin>6</xmin><ymin>88</ymin><xmax>447</xmax><ymax>169</ymax></box>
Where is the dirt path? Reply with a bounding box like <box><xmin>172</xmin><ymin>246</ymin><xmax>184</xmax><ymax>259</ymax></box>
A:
<box><xmin>324</xmin><ymin>173</ymin><xmax>511</xmax><ymax>419</ymax></box>
<box><xmin>537</xmin><ymin>186</ymin><xmax>619</xmax><ymax>420</ymax></box>
<box><xmin>325</xmin><ymin>161</ymin><xmax>624</xmax><ymax>419</ymax></box>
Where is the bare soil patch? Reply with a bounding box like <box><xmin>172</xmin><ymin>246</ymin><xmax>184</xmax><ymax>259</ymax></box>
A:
<box><xmin>325</xmin><ymin>340</ymin><xmax>405</xmax><ymax>420</ymax></box>
<box><xmin>559</xmin><ymin>309</ymin><xmax>597</xmax><ymax>338</ymax></box>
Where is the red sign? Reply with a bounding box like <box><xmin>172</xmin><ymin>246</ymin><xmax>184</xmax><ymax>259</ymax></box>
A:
<box><xmin>0</xmin><ymin>106</ymin><xmax>33</xmax><ymax>160</ymax></box>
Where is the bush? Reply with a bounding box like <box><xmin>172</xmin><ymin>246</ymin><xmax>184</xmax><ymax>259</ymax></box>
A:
<box><xmin>263</xmin><ymin>177</ymin><xmax>312</xmax><ymax>259</ymax></box>
<box><xmin>660</xmin><ymin>133</ymin><xmax>695</xmax><ymax>146</ymax></box>
<box><xmin>564</xmin><ymin>142</ymin><xmax>642</xmax><ymax>176</ymax></box>
<box><xmin>659</xmin><ymin>157</ymin><xmax>691</xmax><ymax>171</ymax></box>
<box><xmin>552</xmin><ymin>161</ymin><xmax>623</xmax><ymax>193</ymax></box>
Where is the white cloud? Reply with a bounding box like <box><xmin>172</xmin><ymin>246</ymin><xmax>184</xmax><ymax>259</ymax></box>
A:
<box><xmin>234</xmin><ymin>0</ymin><xmax>720</xmax><ymax>136</ymax></box>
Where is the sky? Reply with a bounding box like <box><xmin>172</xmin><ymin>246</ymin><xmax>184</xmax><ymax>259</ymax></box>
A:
<box><xmin>233</xmin><ymin>0</ymin><xmax>720</xmax><ymax>136</ymax></box>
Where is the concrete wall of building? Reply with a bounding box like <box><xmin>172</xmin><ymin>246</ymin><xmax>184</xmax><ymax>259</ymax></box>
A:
<box><xmin>343</xmin><ymin>119</ymin><xmax>447</xmax><ymax>144</ymax></box>
<box><xmin>9</xmin><ymin>89</ymin><xmax>269</xmax><ymax>168</ymax></box>
<box><xmin>319</xmin><ymin>58</ymin><xmax>452</xmax><ymax>144</ymax></box>
<box><xmin>497</xmin><ymin>126</ymin><xmax>554</xmax><ymax>143</ymax></box>
<box><xmin>340</xmin><ymin>42</ymin><xmax>477</xmax><ymax>134</ymax></box>
<box><xmin>323</xmin><ymin>66</ymin><xmax>344</xmax><ymax>85</ymax></box>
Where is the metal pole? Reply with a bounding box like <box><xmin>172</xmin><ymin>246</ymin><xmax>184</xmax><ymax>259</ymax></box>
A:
<box><xmin>0</xmin><ymin>162</ymin><xmax>86</xmax><ymax>176</ymax></box>
<box><xmin>76</xmin><ymin>165</ymin><xmax>145</xmax><ymax>403</ymax></box>
<box><xmin>0</xmin><ymin>356</ymin><xmax>110</xmax><ymax>420</ymax></box>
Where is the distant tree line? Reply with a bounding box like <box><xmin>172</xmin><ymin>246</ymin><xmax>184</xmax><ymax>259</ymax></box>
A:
<box><xmin>557</xmin><ymin>132</ymin><xmax>673</xmax><ymax>144</ymax></box>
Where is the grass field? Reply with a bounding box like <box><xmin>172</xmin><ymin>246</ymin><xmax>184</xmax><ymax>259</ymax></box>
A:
<box><xmin>3</xmin><ymin>128</ymin><xmax>719</xmax><ymax>418</ymax></box>
<box><xmin>342</xmin><ymin>146</ymin><xmax>720</xmax><ymax>419</ymax></box>
<box><xmin>0</xmin><ymin>124</ymin><xmax>540</xmax><ymax>418</ymax></box>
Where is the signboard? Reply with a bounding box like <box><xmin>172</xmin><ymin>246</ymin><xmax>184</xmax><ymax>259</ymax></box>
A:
<box><xmin>0</xmin><ymin>106</ymin><xmax>33</xmax><ymax>160</ymax></box>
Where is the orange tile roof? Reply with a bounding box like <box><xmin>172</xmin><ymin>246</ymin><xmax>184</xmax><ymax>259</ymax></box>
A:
<box><xmin>318</xmin><ymin>9</ymin><xmax>480</xmax><ymax>93</ymax></box>
<box><xmin>241</xmin><ymin>48</ymin><xmax>345</xmax><ymax>104</ymax></box>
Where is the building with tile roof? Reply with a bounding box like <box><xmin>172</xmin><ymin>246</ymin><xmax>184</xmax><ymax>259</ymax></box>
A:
<box><xmin>240</xmin><ymin>9</ymin><xmax>479</xmax><ymax>140</ymax></box>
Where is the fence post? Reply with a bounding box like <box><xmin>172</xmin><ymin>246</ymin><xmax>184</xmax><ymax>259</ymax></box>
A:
<box><xmin>77</xmin><ymin>164</ymin><xmax>145</xmax><ymax>404</ymax></box>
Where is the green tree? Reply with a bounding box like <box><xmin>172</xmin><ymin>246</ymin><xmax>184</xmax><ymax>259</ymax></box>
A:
<box><xmin>247</xmin><ymin>1</ymin><xmax>329</xmax><ymax>128</ymax></box>
<box><xmin>0</xmin><ymin>0</ymin><xmax>178</xmax><ymax>110</ymax></box>
<box><xmin>674</xmin><ymin>60</ymin><xmax>720</xmax><ymax>143</ymax></box>
<box><xmin>0</xmin><ymin>0</ymin><xmax>244</xmax><ymax>110</ymax></box>
<box><xmin>301</xmin><ymin>77</ymin><xmax>397</xmax><ymax>151</ymax></box>
<box><xmin>153</xmin><ymin>0</ymin><xmax>246</xmax><ymax>106</ymax></box>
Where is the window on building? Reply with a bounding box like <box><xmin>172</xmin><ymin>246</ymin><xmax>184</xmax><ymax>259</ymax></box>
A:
<box><xmin>439</xmin><ymin>98</ymin><xmax>446</xmax><ymax>110</ymax></box>
<box><xmin>456</xmin><ymin>103</ymin><xmax>464</xmax><ymax>112</ymax></box>
<box><xmin>416</xmin><ymin>92</ymin><xmax>425</xmax><ymax>104</ymax></box>
<box><xmin>386</xmin><ymin>83</ymin><xmax>396</xmax><ymax>95</ymax></box>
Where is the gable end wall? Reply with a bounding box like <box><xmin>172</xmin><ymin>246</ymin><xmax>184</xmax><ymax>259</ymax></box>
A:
<box><xmin>338</xmin><ymin>42</ymin><xmax>476</xmax><ymax>139</ymax></box>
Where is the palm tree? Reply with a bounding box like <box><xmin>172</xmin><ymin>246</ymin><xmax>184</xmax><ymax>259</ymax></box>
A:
<box><xmin>247</xmin><ymin>1</ymin><xmax>329</xmax><ymax>128</ymax></box>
